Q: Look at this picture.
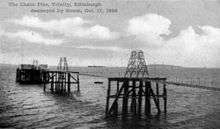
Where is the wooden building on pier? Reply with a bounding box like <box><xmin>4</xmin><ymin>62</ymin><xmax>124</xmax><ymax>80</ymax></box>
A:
<box><xmin>16</xmin><ymin>64</ymin><xmax>48</xmax><ymax>84</ymax></box>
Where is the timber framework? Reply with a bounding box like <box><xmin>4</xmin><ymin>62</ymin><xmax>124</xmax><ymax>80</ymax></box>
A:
<box><xmin>106</xmin><ymin>77</ymin><xmax>167</xmax><ymax>117</ymax></box>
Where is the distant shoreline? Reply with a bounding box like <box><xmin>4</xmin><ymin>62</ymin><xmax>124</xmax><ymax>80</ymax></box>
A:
<box><xmin>0</xmin><ymin>63</ymin><xmax>220</xmax><ymax>69</ymax></box>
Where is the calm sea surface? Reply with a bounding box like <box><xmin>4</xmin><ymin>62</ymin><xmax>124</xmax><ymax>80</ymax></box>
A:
<box><xmin>0</xmin><ymin>65</ymin><xmax>220</xmax><ymax>129</ymax></box>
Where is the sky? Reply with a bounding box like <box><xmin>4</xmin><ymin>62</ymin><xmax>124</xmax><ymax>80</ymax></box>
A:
<box><xmin>0</xmin><ymin>0</ymin><xmax>220</xmax><ymax>67</ymax></box>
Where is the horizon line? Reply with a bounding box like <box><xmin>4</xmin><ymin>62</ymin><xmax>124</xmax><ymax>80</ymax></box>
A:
<box><xmin>1</xmin><ymin>63</ymin><xmax>220</xmax><ymax>69</ymax></box>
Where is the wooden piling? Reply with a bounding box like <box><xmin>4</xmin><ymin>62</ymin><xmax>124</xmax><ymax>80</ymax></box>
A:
<box><xmin>122</xmin><ymin>80</ymin><xmax>129</xmax><ymax>115</ymax></box>
<box><xmin>55</xmin><ymin>72</ymin><xmax>58</xmax><ymax>92</ymax></box>
<box><xmin>106</xmin><ymin>80</ymin><xmax>111</xmax><ymax>115</ymax></box>
<box><xmin>115</xmin><ymin>81</ymin><xmax>119</xmax><ymax>115</ymax></box>
<box><xmin>117</xmin><ymin>81</ymin><xmax>119</xmax><ymax>92</ymax></box>
<box><xmin>156</xmin><ymin>82</ymin><xmax>160</xmax><ymax>108</ymax></box>
<box><xmin>68</xmin><ymin>73</ymin><xmax>71</xmax><ymax>93</ymax></box>
<box><xmin>61</xmin><ymin>72</ymin><xmax>63</xmax><ymax>92</ymax></box>
<box><xmin>138</xmin><ymin>80</ymin><xmax>143</xmax><ymax>115</ymax></box>
<box><xmin>43</xmin><ymin>81</ymin><xmax>46</xmax><ymax>91</ymax></box>
<box><xmin>163</xmin><ymin>83</ymin><xmax>167</xmax><ymax>113</ymax></box>
<box><xmin>64</xmin><ymin>73</ymin><xmax>66</xmax><ymax>92</ymax></box>
<box><xmin>77</xmin><ymin>73</ymin><xmax>80</xmax><ymax>92</ymax></box>
<box><xmin>43</xmin><ymin>72</ymin><xmax>46</xmax><ymax>91</ymax></box>
<box><xmin>145</xmin><ymin>81</ymin><xmax>151</xmax><ymax>115</ymax></box>
<box><xmin>131</xmin><ymin>80</ymin><xmax>137</xmax><ymax>114</ymax></box>
<box><xmin>51</xmin><ymin>73</ymin><xmax>54</xmax><ymax>92</ymax></box>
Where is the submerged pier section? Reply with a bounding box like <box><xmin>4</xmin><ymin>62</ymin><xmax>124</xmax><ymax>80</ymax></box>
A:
<box><xmin>106</xmin><ymin>77</ymin><xmax>167</xmax><ymax>117</ymax></box>
<box><xmin>43</xmin><ymin>70</ymin><xmax>80</xmax><ymax>94</ymax></box>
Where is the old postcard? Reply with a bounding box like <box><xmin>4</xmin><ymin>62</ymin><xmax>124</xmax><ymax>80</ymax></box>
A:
<box><xmin>0</xmin><ymin>0</ymin><xmax>220</xmax><ymax>128</ymax></box>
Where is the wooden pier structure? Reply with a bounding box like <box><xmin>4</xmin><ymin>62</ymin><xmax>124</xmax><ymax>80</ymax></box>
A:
<box><xmin>106</xmin><ymin>77</ymin><xmax>167</xmax><ymax>117</ymax></box>
<box><xmin>16</xmin><ymin>63</ymin><xmax>48</xmax><ymax>84</ymax></box>
<box><xmin>15</xmin><ymin>51</ymin><xmax>220</xmax><ymax>119</ymax></box>
<box><xmin>43</xmin><ymin>70</ymin><xmax>80</xmax><ymax>93</ymax></box>
<box><xmin>16</xmin><ymin>68</ymin><xmax>44</xmax><ymax>84</ymax></box>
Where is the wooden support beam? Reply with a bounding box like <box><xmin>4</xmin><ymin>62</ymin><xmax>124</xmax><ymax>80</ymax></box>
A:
<box><xmin>108</xmin><ymin>81</ymin><xmax>126</xmax><ymax>115</ymax></box>
<box><xmin>51</xmin><ymin>73</ymin><xmax>54</xmax><ymax>92</ymax></box>
<box><xmin>138</xmin><ymin>80</ymin><xmax>143</xmax><ymax>115</ymax></box>
<box><xmin>77</xmin><ymin>73</ymin><xmax>80</xmax><ymax>92</ymax></box>
<box><xmin>131</xmin><ymin>80</ymin><xmax>137</xmax><ymax>114</ymax></box>
<box><xmin>156</xmin><ymin>82</ymin><xmax>160</xmax><ymax>110</ymax></box>
<box><xmin>109</xmin><ymin>77</ymin><xmax>167</xmax><ymax>82</ymax></box>
<box><xmin>55</xmin><ymin>73</ymin><xmax>58</xmax><ymax>92</ymax></box>
<box><xmin>63</xmin><ymin>73</ymin><xmax>66</xmax><ymax>92</ymax></box>
<box><xmin>122</xmin><ymin>80</ymin><xmax>129</xmax><ymax>115</ymax></box>
<box><xmin>43</xmin><ymin>72</ymin><xmax>46</xmax><ymax>91</ymax></box>
<box><xmin>68</xmin><ymin>73</ymin><xmax>71</xmax><ymax>93</ymax></box>
<box><xmin>60</xmin><ymin>73</ymin><xmax>62</xmax><ymax>92</ymax></box>
<box><xmin>106</xmin><ymin>80</ymin><xmax>111</xmax><ymax>115</ymax></box>
<box><xmin>117</xmin><ymin>81</ymin><xmax>119</xmax><ymax>92</ymax></box>
<box><xmin>43</xmin><ymin>81</ymin><xmax>46</xmax><ymax>91</ymax></box>
<box><xmin>150</xmin><ymin>88</ymin><xmax>161</xmax><ymax>114</ymax></box>
<box><xmin>163</xmin><ymin>83</ymin><xmax>167</xmax><ymax>113</ymax></box>
<box><xmin>145</xmin><ymin>81</ymin><xmax>151</xmax><ymax>115</ymax></box>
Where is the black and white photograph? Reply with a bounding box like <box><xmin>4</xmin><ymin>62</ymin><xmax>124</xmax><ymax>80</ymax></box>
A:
<box><xmin>0</xmin><ymin>0</ymin><xmax>220</xmax><ymax>128</ymax></box>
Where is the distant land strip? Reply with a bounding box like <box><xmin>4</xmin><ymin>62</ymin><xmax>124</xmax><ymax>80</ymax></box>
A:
<box><xmin>79</xmin><ymin>73</ymin><xmax>107</xmax><ymax>78</ymax></box>
<box><xmin>166</xmin><ymin>81</ymin><xmax>220</xmax><ymax>91</ymax></box>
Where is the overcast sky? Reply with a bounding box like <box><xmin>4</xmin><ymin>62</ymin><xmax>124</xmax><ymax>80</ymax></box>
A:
<box><xmin>0</xmin><ymin>0</ymin><xmax>220</xmax><ymax>67</ymax></box>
